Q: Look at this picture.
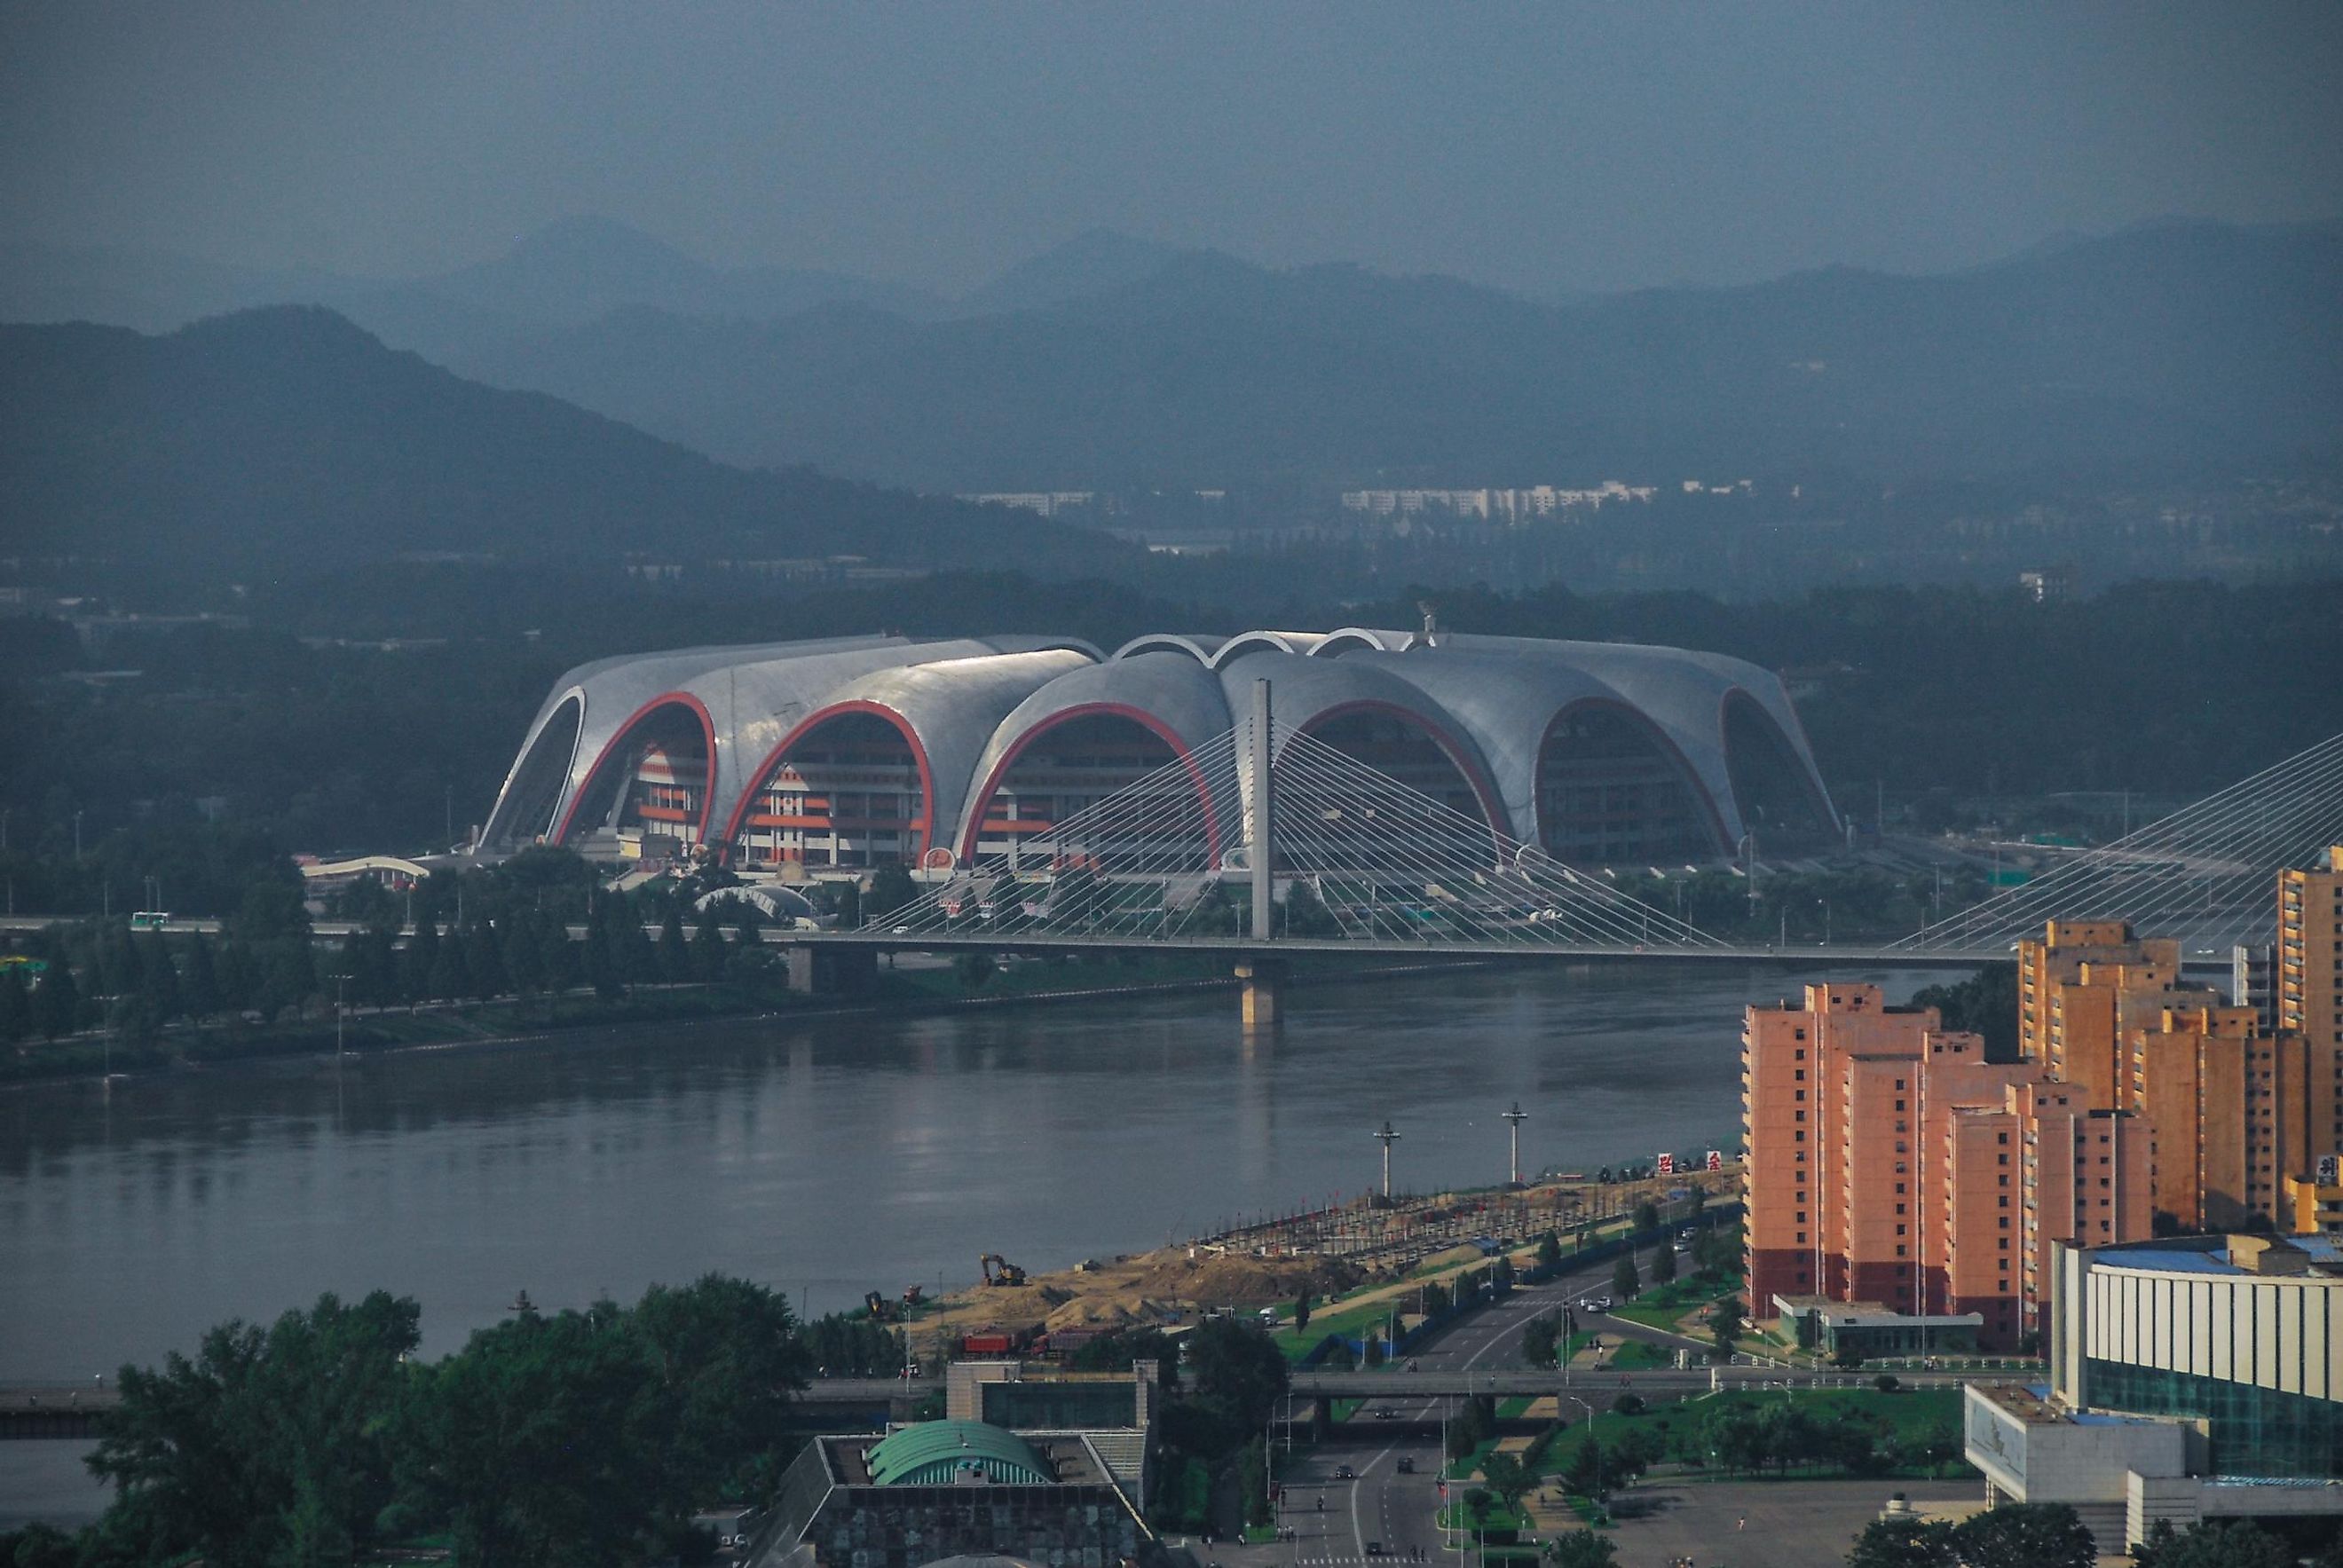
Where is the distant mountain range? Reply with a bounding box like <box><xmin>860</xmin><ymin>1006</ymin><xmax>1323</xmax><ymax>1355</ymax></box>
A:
<box><xmin>0</xmin><ymin>306</ymin><xmax>1135</xmax><ymax>579</ymax></box>
<box><xmin>4</xmin><ymin>217</ymin><xmax>2339</xmax><ymax>497</ymax></box>
<box><xmin>0</xmin><ymin>218</ymin><xmax>1189</xmax><ymax>359</ymax></box>
<box><xmin>451</xmin><ymin>219</ymin><xmax>2343</xmax><ymax>491</ymax></box>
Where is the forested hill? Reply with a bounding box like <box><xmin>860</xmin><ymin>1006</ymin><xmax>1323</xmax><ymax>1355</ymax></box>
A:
<box><xmin>452</xmin><ymin>218</ymin><xmax>2343</xmax><ymax>490</ymax></box>
<box><xmin>0</xmin><ymin>306</ymin><xmax>1137</xmax><ymax>579</ymax></box>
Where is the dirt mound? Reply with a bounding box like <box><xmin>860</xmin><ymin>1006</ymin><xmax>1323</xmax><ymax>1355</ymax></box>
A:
<box><xmin>1044</xmin><ymin>1295</ymin><xmax>1185</xmax><ymax>1331</ymax></box>
<box><xmin>1125</xmin><ymin>1251</ymin><xmax>1363</xmax><ymax>1304</ymax></box>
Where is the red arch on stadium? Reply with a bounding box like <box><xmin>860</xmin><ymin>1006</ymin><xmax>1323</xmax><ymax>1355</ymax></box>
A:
<box><xmin>1534</xmin><ymin>697</ymin><xmax>1732</xmax><ymax>856</ymax></box>
<box><xmin>1288</xmin><ymin>697</ymin><xmax>1515</xmax><ymax>843</ymax></box>
<box><xmin>718</xmin><ymin>700</ymin><xmax>939</xmax><ymax>862</ymax></box>
<box><xmin>958</xmin><ymin>702</ymin><xmax>1222</xmax><ymax>865</ymax></box>
<box><xmin>552</xmin><ymin>692</ymin><xmax>720</xmax><ymax>847</ymax></box>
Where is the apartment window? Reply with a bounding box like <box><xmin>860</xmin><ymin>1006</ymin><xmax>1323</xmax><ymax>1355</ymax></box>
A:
<box><xmin>1896</xmin><ymin>1245</ymin><xmax>1907</xmax><ymax>1257</ymax></box>
<box><xmin>1795</xmin><ymin>1090</ymin><xmax>1806</xmax><ymax>1101</ymax></box>
<box><xmin>1795</xmin><ymin>1131</ymin><xmax>1804</xmax><ymax>1142</ymax></box>
<box><xmin>1998</xmin><ymin>1132</ymin><xmax>2008</xmax><ymax>1145</ymax></box>
<box><xmin>1795</xmin><ymin>1232</ymin><xmax>1806</xmax><ymax>1243</ymax></box>
<box><xmin>1896</xmin><ymin>1203</ymin><xmax>1906</xmax><ymax>1215</ymax></box>
<box><xmin>1795</xmin><ymin>1211</ymin><xmax>1806</xmax><ymax>1224</ymax></box>
<box><xmin>1896</xmin><ymin>1225</ymin><xmax>1907</xmax><ymax>1236</ymax></box>
<box><xmin>1999</xmin><ymin>1195</ymin><xmax>2009</xmax><ymax>1207</ymax></box>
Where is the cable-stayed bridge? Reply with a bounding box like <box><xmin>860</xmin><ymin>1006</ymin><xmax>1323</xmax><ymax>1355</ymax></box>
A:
<box><xmin>785</xmin><ymin>684</ymin><xmax>2339</xmax><ymax>985</ymax></box>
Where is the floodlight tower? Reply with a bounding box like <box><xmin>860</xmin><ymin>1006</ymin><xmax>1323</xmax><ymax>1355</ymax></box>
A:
<box><xmin>1502</xmin><ymin>1101</ymin><xmax>1529</xmax><ymax>1186</ymax></box>
<box><xmin>1373</xmin><ymin>1121</ymin><xmax>1401</xmax><ymax>1200</ymax></box>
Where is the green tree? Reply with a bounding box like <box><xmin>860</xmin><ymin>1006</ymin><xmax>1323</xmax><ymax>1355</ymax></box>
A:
<box><xmin>865</xmin><ymin>865</ymin><xmax>915</xmax><ymax>920</ymax></box>
<box><xmin>137</xmin><ymin>931</ymin><xmax>181</xmax><ymax>1025</ymax></box>
<box><xmin>626</xmin><ymin>1274</ymin><xmax>814</xmax><ymax>1501</ymax></box>
<box><xmin>831</xmin><ymin>879</ymin><xmax>862</xmax><ymax>929</ymax></box>
<box><xmin>1946</xmin><ymin>1503</ymin><xmax>2094</xmax><ymax>1568</ymax></box>
<box><xmin>1845</xmin><ymin>1516</ymin><xmax>1956</xmax><ymax>1568</ymax></box>
<box><xmin>952</xmin><ymin>951</ymin><xmax>998</xmax><ymax>991</ymax></box>
<box><xmin>1708</xmin><ymin>1297</ymin><xmax>1744</xmax><ymax>1362</ymax></box>
<box><xmin>1650</xmin><ymin>1238</ymin><xmax>1677</xmax><ymax>1284</ymax></box>
<box><xmin>1536</xmin><ymin>1231</ymin><xmax>1562</xmax><ymax>1271</ymax></box>
<box><xmin>1634</xmin><ymin>1200</ymin><xmax>1661</xmax><ymax>1232</ymax></box>
<box><xmin>1560</xmin><ymin>1435</ymin><xmax>1606</xmax><ymax>1498</ymax></box>
<box><xmin>34</xmin><ymin>961</ymin><xmax>77</xmax><ymax>1041</ymax></box>
<box><xmin>1182</xmin><ymin>1317</ymin><xmax>1289</xmax><ymax>1441</ymax></box>
<box><xmin>1240</xmin><ymin>1437</ymin><xmax>1271</xmax><ymax>1529</ymax></box>
<box><xmin>428</xmin><ymin>931</ymin><xmax>469</xmax><ymax>1005</ymax></box>
<box><xmin>1547</xmin><ymin>1532</ymin><xmax>1619</xmax><ymax>1568</ymax></box>
<box><xmin>89</xmin><ymin>1291</ymin><xmax>421</xmax><ymax>1568</ymax></box>
<box><xmin>184</xmin><ymin>932</ymin><xmax>222</xmax><ymax>1021</ymax></box>
<box><xmin>0</xmin><ymin>965</ymin><xmax>29</xmax><ymax>1043</ymax></box>
<box><xmin>466</xmin><ymin>921</ymin><xmax>509</xmax><ymax>1000</ymax></box>
<box><xmin>2135</xmin><ymin>1519</ymin><xmax>2297</xmax><ymax>1568</ymax></box>
<box><xmin>1293</xmin><ymin>1291</ymin><xmax>1311</xmax><ymax>1333</ymax></box>
<box><xmin>390</xmin><ymin>1309</ymin><xmax>662</xmax><ymax>1568</ymax></box>
<box><xmin>1480</xmin><ymin>1450</ymin><xmax>1533</xmax><ymax>1517</ymax></box>
<box><xmin>1522</xmin><ymin>1312</ymin><xmax>1559</xmax><ymax>1369</ymax></box>
<box><xmin>1612</xmin><ymin>1253</ymin><xmax>1639</xmax><ymax>1300</ymax></box>
<box><xmin>658</xmin><ymin>908</ymin><xmax>690</xmax><ymax>984</ymax></box>
<box><xmin>685</xmin><ymin>902</ymin><xmax>728</xmax><ymax>981</ymax></box>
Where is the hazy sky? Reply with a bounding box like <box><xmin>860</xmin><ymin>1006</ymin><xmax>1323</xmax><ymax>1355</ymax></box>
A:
<box><xmin>4</xmin><ymin>3</ymin><xmax>2339</xmax><ymax>297</ymax></box>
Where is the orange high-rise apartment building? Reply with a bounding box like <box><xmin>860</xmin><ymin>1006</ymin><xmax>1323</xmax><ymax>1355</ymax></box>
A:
<box><xmin>2278</xmin><ymin>847</ymin><xmax>2343</xmax><ymax>1149</ymax></box>
<box><xmin>2018</xmin><ymin>919</ymin><xmax>2184</xmax><ymax>1108</ymax></box>
<box><xmin>2125</xmin><ymin>1002</ymin><xmax>2338</xmax><ymax>1230</ymax></box>
<box><xmin>1741</xmin><ymin>982</ymin><xmax>2152</xmax><ymax>1349</ymax></box>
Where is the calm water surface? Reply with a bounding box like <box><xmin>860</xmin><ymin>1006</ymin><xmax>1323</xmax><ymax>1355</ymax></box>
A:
<box><xmin>1</xmin><ymin>960</ymin><xmax>1952</xmax><ymax>1390</ymax></box>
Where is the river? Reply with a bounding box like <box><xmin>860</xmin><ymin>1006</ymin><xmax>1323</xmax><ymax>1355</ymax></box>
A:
<box><xmin>0</xmin><ymin>958</ymin><xmax>1958</xmax><ymax>1524</ymax></box>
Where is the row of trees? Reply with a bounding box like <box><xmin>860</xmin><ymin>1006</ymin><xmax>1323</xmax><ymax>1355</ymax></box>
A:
<box><xmin>4</xmin><ymin>885</ymin><xmax>800</xmax><ymax>1052</ymax></box>
<box><xmin>1</xmin><ymin>1276</ymin><xmax>809</xmax><ymax>1568</ymax></box>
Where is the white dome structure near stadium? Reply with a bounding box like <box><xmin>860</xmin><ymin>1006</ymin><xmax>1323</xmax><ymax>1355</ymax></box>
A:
<box><xmin>481</xmin><ymin>625</ymin><xmax>1839</xmax><ymax>874</ymax></box>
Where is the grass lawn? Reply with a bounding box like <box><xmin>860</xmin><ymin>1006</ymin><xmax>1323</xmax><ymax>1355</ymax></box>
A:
<box><xmin>1607</xmin><ymin>1341</ymin><xmax>1670</xmax><ymax>1370</ymax></box>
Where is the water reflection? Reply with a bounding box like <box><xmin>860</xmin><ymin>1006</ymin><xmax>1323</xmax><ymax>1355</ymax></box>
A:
<box><xmin>0</xmin><ymin>962</ymin><xmax>1951</xmax><ymax>1375</ymax></box>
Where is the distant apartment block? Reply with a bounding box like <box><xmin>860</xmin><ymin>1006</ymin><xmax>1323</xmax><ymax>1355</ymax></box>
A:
<box><xmin>957</xmin><ymin>492</ymin><xmax>1098</xmax><ymax>517</ymax></box>
<box><xmin>1337</xmin><ymin>482</ymin><xmax>1659</xmax><ymax>520</ymax></box>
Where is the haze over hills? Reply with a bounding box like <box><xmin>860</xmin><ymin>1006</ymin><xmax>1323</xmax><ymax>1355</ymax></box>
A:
<box><xmin>450</xmin><ymin>218</ymin><xmax>2343</xmax><ymax>492</ymax></box>
<box><xmin>0</xmin><ymin>218</ymin><xmax>1194</xmax><ymax>359</ymax></box>
<box><xmin>12</xmin><ymin>217</ymin><xmax>2340</xmax><ymax>498</ymax></box>
<box><xmin>0</xmin><ymin>306</ymin><xmax>1137</xmax><ymax>579</ymax></box>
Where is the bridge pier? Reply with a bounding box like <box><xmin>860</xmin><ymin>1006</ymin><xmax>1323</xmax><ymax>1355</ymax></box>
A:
<box><xmin>1235</xmin><ymin>957</ymin><xmax>1287</xmax><ymax>1028</ymax></box>
<box><xmin>788</xmin><ymin>946</ymin><xmax>880</xmax><ymax>997</ymax></box>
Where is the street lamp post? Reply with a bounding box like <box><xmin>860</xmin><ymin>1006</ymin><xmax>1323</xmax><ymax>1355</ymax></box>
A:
<box><xmin>1374</xmin><ymin>1121</ymin><xmax>1400</xmax><ymax>1200</ymax></box>
<box><xmin>1501</xmin><ymin>1101</ymin><xmax>1528</xmax><ymax>1187</ymax></box>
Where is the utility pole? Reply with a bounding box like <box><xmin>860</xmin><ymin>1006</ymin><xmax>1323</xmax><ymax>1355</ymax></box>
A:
<box><xmin>1374</xmin><ymin>1121</ymin><xmax>1400</xmax><ymax>1200</ymax></box>
<box><xmin>1502</xmin><ymin>1101</ymin><xmax>1529</xmax><ymax>1186</ymax></box>
<box><xmin>1249</xmin><ymin>678</ymin><xmax>1274</xmax><ymax>942</ymax></box>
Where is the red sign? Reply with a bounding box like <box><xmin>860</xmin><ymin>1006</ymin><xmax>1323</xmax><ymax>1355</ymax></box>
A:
<box><xmin>1655</xmin><ymin>1152</ymin><xmax>1676</xmax><ymax>1175</ymax></box>
<box><xmin>1706</xmin><ymin>1150</ymin><xmax>1724</xmax><ymax>1171</ymax></box>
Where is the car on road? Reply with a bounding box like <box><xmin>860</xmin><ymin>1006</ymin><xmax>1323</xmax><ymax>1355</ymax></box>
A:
<box><xmin>1372</xmin><ymin>1406</ymin><xmax>1398</xmax><ymax>1420</ymax></box>
<box><xmin>1367</xmin><ymin>1542</ymin><xmax>1384</xmax><ymax>1556</ymax></box>
<box><xmin>1335</xmin><ymin>1464</ymin><xmax>1355</xmax><ymax>1480</ymax></box>
<box><xmin>1395</xmin><ymin>1457</ymin><xmax>1415</xmax><ymax>1474</ymax></box>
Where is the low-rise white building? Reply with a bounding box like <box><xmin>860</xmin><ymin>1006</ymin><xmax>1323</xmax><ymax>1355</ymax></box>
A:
<box><xmin>1963</xmin><ymin>1233</ymin><xmax>2343</xmax><ymax>1549</ymax></box>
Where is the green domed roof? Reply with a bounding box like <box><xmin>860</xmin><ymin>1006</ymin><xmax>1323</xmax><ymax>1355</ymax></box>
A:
<box><xmin>865</xmin><ymin>1422</ymin><xmax>1053</xmax><ymax>1486</ymax></box>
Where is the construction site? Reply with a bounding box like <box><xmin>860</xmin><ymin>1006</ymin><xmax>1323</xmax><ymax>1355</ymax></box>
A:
<box><xmin>888</xmin><ymin>1162</ymin><xmax>1740</xmax><ymax>1367</ymax></box>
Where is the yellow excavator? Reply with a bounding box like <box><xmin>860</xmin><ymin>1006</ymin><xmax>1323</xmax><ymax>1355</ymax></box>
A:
<box><xmin>978</xmin><ymin>1253</ymin><xmax>1028</xmax><ymax>1288</ymax></box>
